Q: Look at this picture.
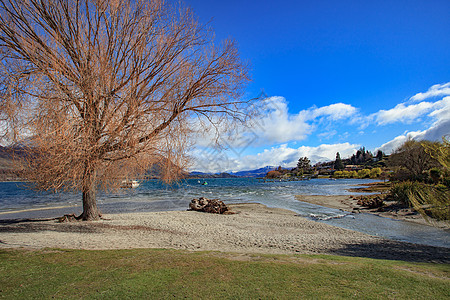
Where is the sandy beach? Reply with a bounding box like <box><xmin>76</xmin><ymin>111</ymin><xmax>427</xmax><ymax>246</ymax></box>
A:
<box><xmin>0</xmin><ymin>203</ymin><xmax>448</xmax><ymax>263</ymax></box>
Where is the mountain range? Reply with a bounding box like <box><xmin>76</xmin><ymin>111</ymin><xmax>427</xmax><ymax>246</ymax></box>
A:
<box><xmin>189</xmin><ymin>166</ymin><xmax>279</xmax><ymax>178</ymax></box>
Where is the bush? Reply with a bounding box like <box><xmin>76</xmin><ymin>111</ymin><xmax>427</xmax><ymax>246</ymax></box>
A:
<box><xmin>349</xmin><ymin>171</ymin><xmax>358</xmax><ymax>178</ymax></box>
<box><xmin>370</xmin><ymin>167</ymin><xmax>382</xmax><ymax>178</ymax></box>
<box><xmin>266</xmin><ymin>170</ymin><xmax>281</xmax><ymax>179</ymax></box>
<box><xmin>389</xmin><ymin>181</ymin><xmax>425</xmax><ymax>206</ymax></box>
<box><xmin>443</xmin><ymin>176</ymin><xmax>450</xmax><ymax>188</ymax></box>
<box><xmin>333</xmin><ymin>171</ymin><xmax>343</xmax><ymax>178</ymax></box>
<box><xmin>357</xmin><ymin>169</ymin><xmax>371</xmax><ymax>178</ymax></box>
<box><xmin>389</xmin><ymin>168</ymin><xmax>413</xmax><ymax>182</ymax></box>
<box><xmin>342</xmin><ymin>171</ymin><xmax>351</xmax><ymax>178</ymax></box>
<box><xmin>429</xmin><ymin>168</ymin><xmax>442</xmax><ymax>184</ymax></box>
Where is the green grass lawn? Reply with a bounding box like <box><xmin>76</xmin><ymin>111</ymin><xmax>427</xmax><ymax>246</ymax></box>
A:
<box><xmin>0</xmin><ymin>248</ymin><xmax>449</xmax><ymax>299</ymax></box>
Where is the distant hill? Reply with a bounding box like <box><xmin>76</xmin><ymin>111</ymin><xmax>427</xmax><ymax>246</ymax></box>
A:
<box><xmin>232</xmin><ymin>166</ymin><xmax>278</xmax><ymax>178</ymax></box>
<box><xmin>187</xmin><ymin>171</ymin><xmax>238</xmax><ymax>179</ymax></box>
<box><xmin>0</xmin><ymin>146</ymin><xmax>25</xmax><ymax>181</ymax></box>
<box><xmin>187</xmin><ymin>166</ymin><xmax>280</xmax><ymax>178</ymax></box>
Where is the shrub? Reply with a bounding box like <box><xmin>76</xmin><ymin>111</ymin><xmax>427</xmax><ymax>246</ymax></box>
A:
<box><xmin>429</xmin><ymin>168</ymin><xmax>442</xmax><ymax>184</ymax></box>
<box><xmin>443</xmin><ymin>176</ymin><xmax>450</xmax><ymax>188</ymax></box>
<box><xmin>266</xmin><ymin>170</ymin><xmax>281</xmax><ymax>179</ymax></box>
<box><xmin>357</xmin><ymin>169</ymin><xmax>371</xmax><ymax>178</ymax></box>
<box><xmin>370</xmin><ymin>167</ymin><xmax>382</xmax><ymax>178</ymax></box>
<box><xmin>342</xmin><ymin>171</ymin><xmax>351</xmax><ymax>178</ymax></box>
<box><xmin>333</xmin><ymin>171</ymin><xmax>343</xmax><ymax>178</ymax></box>
<box><xmin>389</xmin><ymin>181</ymin><xmax>425</xmax><ymax>206</ymax></box>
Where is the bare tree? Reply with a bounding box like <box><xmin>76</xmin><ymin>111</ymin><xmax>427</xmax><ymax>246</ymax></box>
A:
<box><xmin>0</xmin><ymin>0</ymin><xmax>251</xmax><ymax>220</ymax></box>
<box><xmin>389</xmin><ymin>140</ymin><xmax>440</xmax><ymax>180</ymax></box>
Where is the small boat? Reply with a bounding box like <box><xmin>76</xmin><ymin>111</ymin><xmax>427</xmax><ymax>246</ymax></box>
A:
<box><xmin>121</xmin><ymin>180</ymin><xmax>140</xmax><ymax>188</ymax></box>
<box><xmin>201</xmin><ymin>181</ymin><xmax>208</xmax><ymax>185</ymax></box>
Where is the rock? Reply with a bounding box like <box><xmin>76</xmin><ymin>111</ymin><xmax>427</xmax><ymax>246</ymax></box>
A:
<box><xmin>189</xmin><ymin>197</ymin><xmax>231</xmax><ymax>214</ymax></box>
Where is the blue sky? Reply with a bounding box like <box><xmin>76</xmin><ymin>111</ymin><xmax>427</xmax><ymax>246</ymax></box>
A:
<box><xmin>178</xmin><ymin>0</ymin><xmax>450</xmax><ymax>172</ymax></box>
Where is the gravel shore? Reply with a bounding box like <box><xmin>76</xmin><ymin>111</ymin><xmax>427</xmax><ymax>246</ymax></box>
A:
<box><xmin>1</xmin><ymin>203</ymin><xmax>448</xmax><ymax>263</ymax></box>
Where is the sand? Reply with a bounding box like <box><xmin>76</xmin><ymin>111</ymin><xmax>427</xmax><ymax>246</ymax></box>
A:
<box><xmin>0</xmin><ymin>203</ymin><xmax>448</xmax><ymax>263</ymax></box>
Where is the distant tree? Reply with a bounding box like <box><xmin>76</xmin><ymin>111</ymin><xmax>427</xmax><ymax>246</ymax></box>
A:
<box><xmin>363</xmin><ymin>150</ymin><xmax>373</xmax><ymax>162</ymax></box>
<box><xmin>0</xmin><ymin>0</ymin><xmax>251</xmax><ymax>220</ymax></box>
<box><xmin>266</xmin><ymin>170</ymin><xmax>281</xmax><ymax>179</ymax></box>
<box><xmin>389</xmin><ymin>140</ymin><xmax>440</xmax><ymax>180</ymax></box>
<box><xmin>376</xmin><ymin>150</ymin><xmax>384</xmax><ymax>161</ymax></box>
<box><xmin>297</xmin><ymin>157</ymin><xmax>311</xmax><ymax>173</ymax></box>
<box><xmin>334</xmin><ymin>152</ymin><xmax>344</xmax><ymax>170</ymax></box>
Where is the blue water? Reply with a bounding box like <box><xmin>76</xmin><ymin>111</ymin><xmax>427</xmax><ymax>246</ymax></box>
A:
<box><xmin>1</xmin><ymin>178</ymin><xmax>449</xmax><ymax>248</ymax></box>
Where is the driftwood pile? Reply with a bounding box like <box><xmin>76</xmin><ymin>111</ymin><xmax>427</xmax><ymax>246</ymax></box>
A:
<box><xmin>354</xmin><ymin>195</ymin><xmax>385</xmax><ymax>209</ymax></box>
<box><xmin>57</xmin><ymin>214</ymin><xmax>80</xmax><ymax>223</ymax></box>
<box><xmin>189</xmin><ymin>197</ymin><xmax>233</xmax><ymax>214</ymax></box>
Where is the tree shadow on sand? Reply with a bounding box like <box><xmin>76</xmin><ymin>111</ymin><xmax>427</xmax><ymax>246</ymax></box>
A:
<box><xmin>0</xmin><ymin>218</ymin><xmax>101</xmax><ymax>234</ymax></box>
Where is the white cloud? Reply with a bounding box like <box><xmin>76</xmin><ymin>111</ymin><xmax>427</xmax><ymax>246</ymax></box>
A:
<box><xmin>309</xmin><ymin>103</ymin><xmax>358</xmax><ymax>121</ymax></box>
<box><xmin>374</xmin><ymin>101</ymin><xmax>435</xmax><ymax>125</ymax></box>
<box><xmin>317</xmin><ymin>130</ymin><xmax>337</xmax><ymax>140</ymax></box>
<box><xmin>409</xmin><ymin>82</ymin><xmax>450</xmax><ymax>102</ymax></box>
<box><xmin>191</xmin><ymin>82</ymin><xmax>450</xmax><ymax>172</ymax></box>
<box><xmin>428</xmin><ymin>96</ymin><xmax>450</xmax><ymax>121</ymax></box>
<box><xmin>191</xmin><ymin>142</ymin><xmax>359</xmax><ymax>173</ymax></box>
<box><xmin>374</xmin><ymin>85</ymin><xmax>450</xmax><ymax>153</ymax></box>
<box><xmin>249</xmin><ymin>96</ymin><xmax>312</xmax><ymax>144</ymax></box>
<box><xmin>378</xmin><ymin>117</ymin><xmax>450</xmax><ymax>154</ymax></box>
<box><xmin>373</xmin><ymin>91</ymin><xmax>450</xmax><ymax>126</ymax></box>
<box><xmin>191</xmin><ymin>97</ymin><xmax>360</xmax><ymax>149</ymax></box>
<box><xmin>378</xmin><ymin>131</ymin><xmax>423</xmax><ymax>154</ymax></box>
<box><xmin>248</xmin><ymin>97</ymin><xmax>358</xmax><ymax>145</ymax></box>
<box><xmin>380</xmin><ymin>96</ymin><xmax>450</xmax><ymax>153</ymax></box>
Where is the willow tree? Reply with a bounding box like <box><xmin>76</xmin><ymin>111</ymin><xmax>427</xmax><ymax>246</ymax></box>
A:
<box><xmin>0</xmin><ymin>0</ymin><xmax>251</xmax><ymax>220</ymax></box>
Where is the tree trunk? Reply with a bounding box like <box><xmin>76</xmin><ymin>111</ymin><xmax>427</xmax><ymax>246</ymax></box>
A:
<box><xmin>79</xmin><ymin>167</ymin><xmax>101</xmax><ymax>221</ymax></box>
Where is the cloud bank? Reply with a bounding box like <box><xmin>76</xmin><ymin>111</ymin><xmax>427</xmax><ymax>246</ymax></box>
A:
<box><xmin>245</xmin><ymin>97</ymin><xmax>358</xmax><ymax>145</ymax></box>
<box><xmin>377</xmin><ymin>85</ymin><xmax>450</xmax><ymax>153</ymax></box>
<box><xmin>409</xmin><ymin>82</ymin><xmax>450</xmax><ymax>102</ymax></box>
<box><xmin>192</xmin><ymin>142</ymin><xmax>359</xmax><ymax>173</ymax></box>
<box><xmin>191</xmin><ymin>82</ymin><xmax>450</xmax><ymax>172</ymax></box>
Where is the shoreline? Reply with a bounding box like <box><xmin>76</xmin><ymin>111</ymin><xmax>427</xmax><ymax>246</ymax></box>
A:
<box><xmin>0</xmin><ymin>203</ymin><xmax>449</xmax><ymax>262</ymax></box>
<box><xmin>295</xmin><ymin>194</ymin><xmax>450</xmax><ymax>229</ymax></box>
<box><xmin>0</xmin><ymin>204</ymin><xmax>80</xmax><ymax>215</ymax></box>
